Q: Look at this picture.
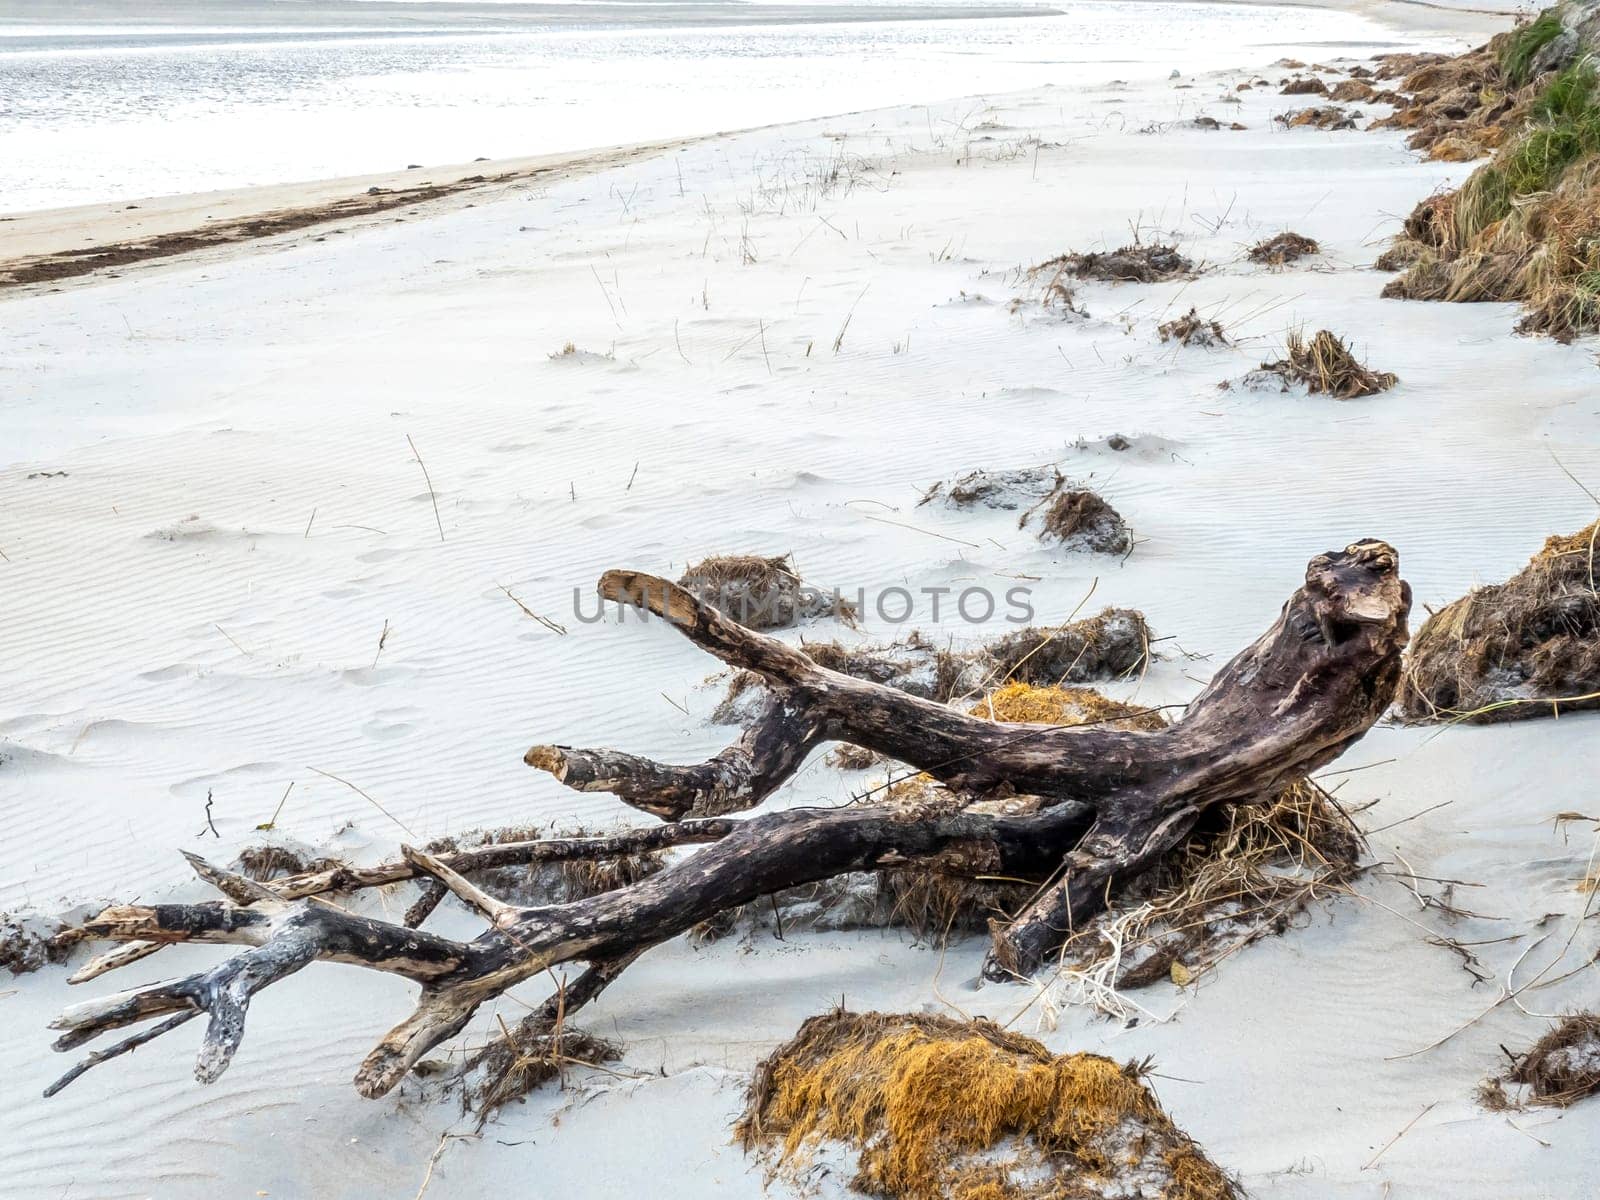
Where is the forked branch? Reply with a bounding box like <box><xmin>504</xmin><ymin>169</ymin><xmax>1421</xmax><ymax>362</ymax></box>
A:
<box><xmin>46</xmin><ymin>542</ymin><xmax>1408</xmax><ymax>1098</ymax></box>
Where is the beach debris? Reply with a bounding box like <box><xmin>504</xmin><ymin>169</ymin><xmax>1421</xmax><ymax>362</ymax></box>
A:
<box><xmin>966</xmin><ymin>680</ymin><xmax>1165</xmax><ymax>728</ymax></box>
<box><xmin>1248</xmin><ymin>231</ymin><xmax>1320</xmax><ymax>265</ymax></box>
<box><xmin>918</xmin><ymin>465</ymin><xmax>1063</xmax><ymax>510</ymax></box>
<box><xmin>1382</xmin><ymin>48</ymin><xmax>1600</xmax><ymax>340</ymax></box>
<box><xmin>704</xmin><ymin>684</ymin><xmax>1165</xmax><ymax>940</ymax></box>
<box><xmin>1025</xmin><ymin>482</ymin><xmax>1134</xmax><ymax>554</ymax></box>
<box><xmin>920</xmin><ymin>466</ymin><xmax>1131</xmax><ymax>552</ymax></box>
<box><xmin>736</xmin><ymin>1009</ymin><xmax>1239</xmax><ymax>1200</ymax></box>
<box><xmin>1276</xmin><ymin>106</ymin><xmax>1359</xmax><ymax>130</ymax></box>
<box><xmin>0</xmin><ymin>173</ymin><xmax>508</xmax><ymax>289</ymax></box>
<box><xmin>1033</xmin><ymin>241</ymin><xmax>1194</xmax><ymax>284</ymax></box>
<box><xmin>711</xmin><ymin>608</ymin><xmax>1154</xmax><ymax>724</ymax></box>
<box><xmin>677</xmin><ymin>553</ymin><xmax>857</xmax><ymax>629</ymax></box>
<box><xmin>231</xmin><ymin>825</ymin><xmax>668</xmax><ymax>932</ymax></box>
<box><xmin>423</xmin><ymin>823</ymin><xmax>667</xmax><ymax>907</ymax></box>
<box><xmin>1399</xmin><ymin>518</ymin><xmax>1600</xmax><ymax>723</ymax></box>
<box><xmin>234</xmin><ymin>843</ymin><xmax>344</xmax><ymax>882</ymax></box>
<box><xmin>1482</xmin><ymin>1013</ymin><xmax>1600</xmax><ymax>1110</ymax></box>
<box><xmin>1330</xmin><ymin>78</ymin><xmax>1380</xmax><ymax>102</ymax></box>
<box><xmin>1056</xmin><ymin>777</ymin><xmax>1362</xmax><ymax>994</ymax></box>
<box><xmin>1250</xmin><ymin>329</ymin><xmax>1397</xmax><ymax>398</ymax></box>
<box><xmin>1281</xmin><ymin>76</ymin><xmax>1330</xmax><ymax>95</ymax></box>
<box><xmin>1</xmin><ymin>912</ymin><xmax>74</xmax><ymax>976</ymax></box>
<box><xmin>1158</xmin><ymin>307</ymin><xmax>1231</xmax><ymax>346</ymax></box>
<box><xmin>1370</xmin><ymin>39</ymin><xmax>1514</xmax><ymax>161</ymax></box>
<box><xmin>454</xmin><ymin>1017</ymin><xmax>622</xmax><ymax>1120</ymax></box>
<box><xmin>44</xmin><ymin>544</ymin><xmax>1410</xmax><ymax>1096</ymax></box>
<box><xmin>1374</xmin><ymin>238</ymin><xmax>1428</xmax><ymax>271</ymax></box>
<box><xmin>828</xmin><ymin>742</ymin><xmax>882</xmax><ymax>770</ymax></box>
<box><xmin>1022</xmin><ymin>260</ymin><xmax>1090</xmax><ymax>315</ymax></box>
<box><xmin>548</xmin><ymin>342</ymin><xmax>615</xmax><ymax>363</ymax></box>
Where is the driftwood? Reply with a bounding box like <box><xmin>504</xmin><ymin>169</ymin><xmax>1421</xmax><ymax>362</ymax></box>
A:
<box><xmin>45</xmin><ymin>541</ymin><xmax>1409</xmax><ymax>1099</ymax></box>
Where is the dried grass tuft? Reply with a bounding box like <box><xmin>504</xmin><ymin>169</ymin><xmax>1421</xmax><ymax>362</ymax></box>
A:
<box><xmin>457</xmin><ymin>1017</ymin><xmax>622</xmax><ymax>1119</ymax></box>
<box><xmin>737</xmin><ymin>1009</ymin><xmax>1238</xmax><ymax>1200</ymax></box>
<box><xmin>1025</xmin><ymin>480</ymin><xmax>1134</xmax><ymax>554</ymax></box>
<box><xmin>1399</xmin><ymin>518</ymin><xmax>1600</xmax><ymax>723</ymax></box>
<box><xmin>1376</xmin><ymin>45</ymin><xmax>1600</xmax><ymax>339</ymax></box>
<box><xmin>1256</xmin><ymin>329</ymin><xmax>1398</xmax><ymax>398</ymax></box>
<box><xmin>1058</xmin><ymin>778</ymin><xmax>1362</xmax><ymax>992</ymax></box>
<box><xmin>829</xmin><ymin>742</ymin><xmax>882</xmax><ymax>770</ymax></box>
<box><xmin>1374</xmin><ymin>238</ymin><xmax>1428</xmax><ymax>272</ymax></box>
<box><xmin>1506</xmin><ymin>1013</ymin><xmax>1600</xmax><ymax>1106</ymax></box>
<box><xmin>235</xmin><ymin>844</ymin><xmax>343</xmax><ymax>882</ymax></box>
<box><xmin>678</xmin><ymin>553</ymin><xmax>857</xmax><ymax>629</ymax></box>
<box><xmin>1158</xmin><ymin>307</ymin><xmax>1231</xmax><ymax>345</ymax></box>
<box><xmin>966</xmin><ymin>681</ymin><xmax>1166</xmax><ymax>731</ymax></box>
<box><xmin>1481</xmin><ymin>1013</ymin><xmax>1600</xmax><ymax>1109</ymax></box>
<box><xmin>1248</xmin><ymin>231</ymin><xmax>1321</xmax><ymax>266</ymax></box>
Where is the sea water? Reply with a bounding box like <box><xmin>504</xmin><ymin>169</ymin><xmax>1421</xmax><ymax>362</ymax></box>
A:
<box><xmin>0</xmin><ymin>0</ymin><xmax>1422</xmax><ymax>213</ymax></box>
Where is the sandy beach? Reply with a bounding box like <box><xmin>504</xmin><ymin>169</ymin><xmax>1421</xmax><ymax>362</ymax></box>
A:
<box><xmin>7</xmin><ymin>0</ymin><xmax>1600</xmax><ymax>1197</ymax></box>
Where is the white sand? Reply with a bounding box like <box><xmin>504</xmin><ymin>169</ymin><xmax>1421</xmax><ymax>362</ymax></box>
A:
<box><xmin>6</xmin><ymin>9</ymin><xmax>1600</xmax><ymax>1198</ymax></box>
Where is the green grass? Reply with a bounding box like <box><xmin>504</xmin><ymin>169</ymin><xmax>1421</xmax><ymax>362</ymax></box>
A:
<box><xmin>1533</xmin><ymin>55</ymin><xmax>1600</xmax><ymax>123</ymax></box>
<box><xmin>1497</xmin><ymin>61</ymin><xmax>1600</xmax><ymax>195</ymax></box>
<box><xmin>1449</xmin><ymin>62</ymin><xmax>1600</xmax><ymax>242</ymax></box>
<box><xmin>1501</xmin><ymin>9</ymin><xmax>1566</xmax><ymax>88</ymax></box>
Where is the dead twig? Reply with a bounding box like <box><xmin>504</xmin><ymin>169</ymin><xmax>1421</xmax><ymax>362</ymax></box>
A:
<box><xmin>407</xmin><ymin>434</ymin><xmax>446</xmax><ymax>543</ymax></box>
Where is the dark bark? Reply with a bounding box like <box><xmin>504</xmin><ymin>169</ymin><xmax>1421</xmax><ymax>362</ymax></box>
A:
<box><xmin>46</xmin><ymin>541</ymin><xmax>1408</xmax><ymax>1099</ymax></box>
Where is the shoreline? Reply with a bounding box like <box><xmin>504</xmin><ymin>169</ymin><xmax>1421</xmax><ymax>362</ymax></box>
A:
<box><xmin>0</xmin><ymin>0</ymin><xmax>1508</xmax><ymax>293</ymax></box>
<box><xmin>0</xmin><ymin>139</ymin><xmax>697</xmax><ymax>292</ymax></box>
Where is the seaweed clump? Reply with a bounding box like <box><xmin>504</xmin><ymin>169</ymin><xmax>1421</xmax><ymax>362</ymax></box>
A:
<box><xmin>1251</xmin><ymin>329</ymin><xmax>1397</xmax><ymax>398</ymax></box>
<box><xmin>737</xmin><ymin>1009</ymin><xmax>1238</xmax><ymax>1200</ymax></box>
<box><xmin>1398</xmin><ymin>518</ymin><xmax>1600</xmax><ymax>723</ymax></box>
<box><xmin>1330</xmin><ymin>78</ymin><xmax>1380</xmax><ymax>103</ymax></box>
<box><xmin>1369</xmin><ymin>39</ymin><xmax>1511</xmax><ymax>160</ymax></box>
